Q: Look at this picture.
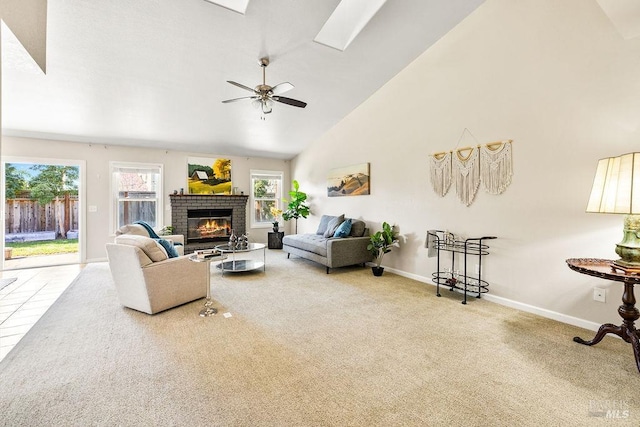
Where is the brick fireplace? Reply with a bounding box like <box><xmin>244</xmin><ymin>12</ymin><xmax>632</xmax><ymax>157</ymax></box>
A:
<box><xmin>169</xmin><ymin>194</ymin><xmax>248</xmax><ymax>253</ymax></box>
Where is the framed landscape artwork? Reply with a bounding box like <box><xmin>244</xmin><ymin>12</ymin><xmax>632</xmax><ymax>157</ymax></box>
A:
<box><xmin>327</xmin><ymin>162</ymin><xmax>370</xmax><ymax>197</ymax></box>
<box><xmin>187</xmin><ymin>157</ymin><xmax>232</xmax><ymax>194</ymax></box>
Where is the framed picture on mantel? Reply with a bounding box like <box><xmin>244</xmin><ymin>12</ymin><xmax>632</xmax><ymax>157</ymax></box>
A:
<box><xmin>187</xmin><ymin>157</ymin><xmax>232</xmax><ymax>194</ymax></box>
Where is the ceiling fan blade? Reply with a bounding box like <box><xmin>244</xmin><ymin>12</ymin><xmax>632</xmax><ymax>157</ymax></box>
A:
<box><xmin>271</xmin><ymin>82</ymin><xmax>294</xmax><ymax>95</ymax></box>
<box><xmin>226</xmin><ymin>80</ymin><xmax>256</xmax><ymax>93</ymax></box>
<box><xmin>273</xmin><ymin>96</ymin><xmax>307</xmax><ymax>108</ymax></box>
<box><xmin>222</xmin><ymin>96</ymin><xmax>258</xmax><ymax>104</ymax></box>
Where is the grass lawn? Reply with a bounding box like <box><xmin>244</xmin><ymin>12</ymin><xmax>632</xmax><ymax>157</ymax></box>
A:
<box><xmin>6</xmin><ymin>239</ymin><xmax>79</xmax><ymax>257</ymax></box>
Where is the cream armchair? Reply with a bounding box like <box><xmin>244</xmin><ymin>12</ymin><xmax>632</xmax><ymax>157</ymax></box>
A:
<box><xmin>106</xmin><ymin>234</ymin><xmax>207</xmax><ymax>314</ymax></box>
<box><xmin>115</xmin><ymin>223</ymin><xmax>185</xmax><ymax>256</ymax></box>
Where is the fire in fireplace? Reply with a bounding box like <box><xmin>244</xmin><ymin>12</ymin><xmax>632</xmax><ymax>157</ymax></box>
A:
<box><xmin>187</xmin><ymin>209</ymin><xmax>232</xmax><ymax>243</ymax></box>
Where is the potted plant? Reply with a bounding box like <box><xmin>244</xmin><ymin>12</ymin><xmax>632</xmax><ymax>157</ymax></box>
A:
<box><xmin>270</xmin><ymin>206</ymin><xmax>283</xmax><ymax>232</ymax></box>
<box><xmin>158</xmin><ymin>225</ymin><xmax>175</xmax><ymax>236</ymax></box>
<box><xmin>367</xmin><ymin>222</ymin><xmax>399</xmax><ymax>276</ymax></box>
<box><xmin>282</xmin><ymin>180</ymin><xmax>310</xmax><ymax>234</ymax></box>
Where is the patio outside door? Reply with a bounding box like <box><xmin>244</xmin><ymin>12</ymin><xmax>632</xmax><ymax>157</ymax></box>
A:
<box><xmin>2</xmin><ymin>157</ymin><xmax>85</xmax><ymax>270</ymax></box>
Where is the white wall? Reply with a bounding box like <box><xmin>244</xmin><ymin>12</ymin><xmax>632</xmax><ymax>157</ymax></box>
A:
<box><xmin>2</xmin><ymin>135</ymin><xmax>290</xmax><ymax>261</ymax></box>
<box><xmin>291</xmin><ymin>0</ymin><xmax>640</xmax><ymax>328</ymax></box>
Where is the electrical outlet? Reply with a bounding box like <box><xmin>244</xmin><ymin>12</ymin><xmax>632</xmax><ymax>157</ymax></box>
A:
<box><xmin>593</xmin><ymin>287</ymin><xmax>606</xmax><ymax>303</ymax></box>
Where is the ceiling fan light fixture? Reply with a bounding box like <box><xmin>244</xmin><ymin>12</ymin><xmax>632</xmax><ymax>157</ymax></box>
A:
<box><xmin>262</xmin><ymin>100</ymin><xmax>273</xmax><ymax>114</ymax></box>
<box><xmin>222</xmin><ymin>57</ymin><xmax>307</xmax><ymax>116</ymax></box>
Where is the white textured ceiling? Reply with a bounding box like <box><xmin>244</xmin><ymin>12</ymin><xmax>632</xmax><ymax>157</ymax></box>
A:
<box><xmin>1</xmin><ymin>0</ymin><xmax>485</xmax><ymax>159</ymax></box>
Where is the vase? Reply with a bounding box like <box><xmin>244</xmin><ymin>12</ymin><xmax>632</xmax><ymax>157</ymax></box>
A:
<box><xmin>229</xmin><ymin>229</ymin><xmax>237</xmax><ymax>246</ymax></box>
<box><xmin>273</xmin><ymin>224</ymin><xmax>279</xmax><ymax>232</ymax></box>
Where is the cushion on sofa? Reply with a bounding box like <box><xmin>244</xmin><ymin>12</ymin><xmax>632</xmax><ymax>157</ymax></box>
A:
<box><xmin>349</xmin><ymin>219</ymin><xmax>366</xmax><ymax>237</ymax></box>
<box><xmin>323</xmin><ymin>214</ymin><xmax>345</xmax><ymax>238</ymax></box>
<box><xmin>282</xmin><ymin>234</ymin><xmax>329</xmax><ymax>257</ymax></box>
<box><xmin>334</xmin><ymin>218</ymin><xmax>352</xmax><ymax>238</ymax></box>
<box><xmin>114</xmin><ymin>234</ymin><xmax>168</xmax><ymax>262</ymax></box>
<box><xmin>316</xmin><ymin>215</ymin><xmax>337</xmax><ymax>235</ymax></box>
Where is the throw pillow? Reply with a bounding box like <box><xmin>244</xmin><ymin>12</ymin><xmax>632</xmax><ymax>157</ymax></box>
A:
<box><xmin>114</xmin><ymin>234</ymin><xmax>168</xmax><ymax>262</ymax></box>
<box><xmin>349</xmin><ymin>219</ymin><xmax>366</xmax><ymax>237</ymax></box>
<box><xmin>333</xmin><ymin>218</ymin><xmax>352</xmax><ymax>238</ymax></box>
<box><xmin>316</xmin><ymin>215</ymin><xmax>336</xmax><ymax>235</ymax></box>
<box><xmin>155</xmin><ymin>238</ymin><xmax>179</xmax><ymax>258</ymax></box>
<box><xmin>323</xmin><ymin>214</ymin><xmax>345</xmax><ymax>238</ymax></box>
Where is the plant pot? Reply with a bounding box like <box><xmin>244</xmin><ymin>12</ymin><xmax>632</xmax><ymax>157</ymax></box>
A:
<box><xmin>273</xmin><ymin>225</ymin><xmax>279</xmax><ymax>232</ymax></box>
<box><xmin>372</xmin><ymin>266</ymin><xmax>384</xmax><ymax>276</ymax></box>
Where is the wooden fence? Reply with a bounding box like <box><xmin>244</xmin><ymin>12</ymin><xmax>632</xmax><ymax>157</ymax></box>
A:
<box><xmin>5</xmin><ymin>197</ymin><xmax>79</xmax><ymax>234</ymax></box>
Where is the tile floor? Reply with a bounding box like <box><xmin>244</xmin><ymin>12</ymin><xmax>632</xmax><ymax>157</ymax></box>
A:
<box><xmin>0</xmin><ymin>262</ymin><xmax>85</xmax><ymax>361</ymax></box>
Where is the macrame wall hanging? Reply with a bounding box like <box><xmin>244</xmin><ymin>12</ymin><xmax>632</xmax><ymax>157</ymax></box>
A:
<box><xmin>453</xmin><ymin>146</ymin><xmax>480</xmax><ymax>206</ymax></box>
<box><xmin>428</xmin><ymin>128</ymin><xmax>513</xmax><ymax>206</ymax></box>
<box><xmin>480</xmin><ymin>140</ymin><xmax>513</xmax><ymax>195</ymax></box>
<box><xmin>429</xmin><ymin>151</ymin><xmax>452</xmax><ymax>197</ymax></box>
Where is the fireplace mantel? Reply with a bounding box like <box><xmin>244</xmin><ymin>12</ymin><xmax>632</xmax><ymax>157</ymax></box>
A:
<box><xmin>170</xmin><ymin>194</ymin><xmax>248</xmax><ymax>253</ymax></box>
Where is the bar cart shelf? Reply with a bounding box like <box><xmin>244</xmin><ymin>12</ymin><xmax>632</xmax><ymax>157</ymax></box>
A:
<box><xmin>428</xmin><ymin>230</ymin><xmax>496</xmax><ymax>304</ymax></box>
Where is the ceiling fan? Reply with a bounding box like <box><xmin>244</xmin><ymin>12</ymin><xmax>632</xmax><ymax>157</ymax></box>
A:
<box><xmin>222</xmin><ymin>57</ymin><xmax>307</xmax><ymax>116</ymax></box>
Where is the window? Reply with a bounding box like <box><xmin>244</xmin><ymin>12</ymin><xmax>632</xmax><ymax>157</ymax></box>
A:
<box><xmin>110</xmin><ymin>162</ymin><xmax>163</xmax><ymax>232</ymax></box>
<box><xmin>250</xmin><ymin>170</ymin><xmax>283</xmax><ymax>228</ymax></box>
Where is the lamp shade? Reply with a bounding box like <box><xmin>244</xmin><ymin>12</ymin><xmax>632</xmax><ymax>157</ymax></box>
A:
<box><xmin>586</xmin><ymin>152</ymin><xmax>640</xmax><ymax>214</ymax></box>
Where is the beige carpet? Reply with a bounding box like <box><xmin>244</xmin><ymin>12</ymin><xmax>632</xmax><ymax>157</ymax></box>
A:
<box><xmin>1</xmin><ymin>250</ymin><xmax>639</xmax><ymax>426</ymax></box>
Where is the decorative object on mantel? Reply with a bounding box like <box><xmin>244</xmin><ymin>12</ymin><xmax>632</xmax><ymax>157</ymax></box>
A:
<box><xmin>453</xmin><ymin>146</ymin><xmax>480</xmax><ymax>207</ymax></box>
<box><xmin>187</xmin><ymin>157</ymin><xmax>232</xmax><ymax>195</ymax></box>
<box><xmin>327</xmin><ymin>163</ymin><xmax>370</xmax><ymax>197</ymax></box>
<box><xmin>429</xmin><ymin>151</ymin><xmax>452</xmax><ymax>197</ymax></box>
<box><xmin>480</xmin><ymin>140</ymin><xmax>513</xmax><ymax>195</ymax></box>
<box><xmin>586</xmin><ymin>152</ymin><xmax>640</xmax><ymax>272</ymax></box>
<box><xmin>367</xmin><ymin>222</ymin><xmax>399</xmax><ymax>276</ymax></box>
<box><xmin>283</xmin><ymin>180</ymin><xmax>310</xmax><ymax>234</ymax></box>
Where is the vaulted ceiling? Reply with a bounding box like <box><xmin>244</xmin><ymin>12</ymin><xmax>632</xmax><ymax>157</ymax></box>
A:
<box><xmin>2</xmin><ymin>0</ymin><xmax>485</xmax><ymax>159</ymax></box>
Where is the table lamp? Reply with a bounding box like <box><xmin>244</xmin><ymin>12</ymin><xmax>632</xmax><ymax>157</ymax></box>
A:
<box><xmin>586</xmin><ymin>152</ymin><xmax>640</xmax><ymax>272</ymax></box>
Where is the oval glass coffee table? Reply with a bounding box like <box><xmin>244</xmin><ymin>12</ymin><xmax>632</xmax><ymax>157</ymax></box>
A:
<box><xmin>215</xmin><ymin>243</ymin><xmax>266</xmax><ymax>275</ymax></box>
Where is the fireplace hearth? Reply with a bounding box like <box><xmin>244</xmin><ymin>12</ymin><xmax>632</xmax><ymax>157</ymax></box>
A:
<box><xmin>170</xmin><ymin>194</ymin><xmax>248</xmax><ymax>253</ymax></box>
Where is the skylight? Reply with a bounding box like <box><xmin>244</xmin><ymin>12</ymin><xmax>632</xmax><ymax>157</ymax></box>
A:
<box><xmin>314</xmin><ymin>0</ymin><xmax>388</xmax><ymax>51</ymax></box>
<box><xmin>596</xmin><ymin>0</ymin><xmax>640</xmax><ymax>39</ymax></box>
<box><xmin>203</xmin><ymin>0</ymin><xmax>250</xmax><ymax>15</ymax></box>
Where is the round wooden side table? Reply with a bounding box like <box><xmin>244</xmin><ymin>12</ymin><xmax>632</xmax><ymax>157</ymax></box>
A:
<box><xmin>566</xmin><ymin>258</ymin><xmax>640</xmax><ymax>373</ymax></box>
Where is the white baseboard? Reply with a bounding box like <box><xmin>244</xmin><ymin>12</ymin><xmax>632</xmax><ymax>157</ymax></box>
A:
<box><xmin>381</xmin><ymin>265</ymin><xmax>602</xmax><ymax>333</ymax></box>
